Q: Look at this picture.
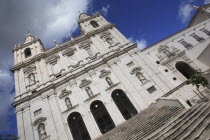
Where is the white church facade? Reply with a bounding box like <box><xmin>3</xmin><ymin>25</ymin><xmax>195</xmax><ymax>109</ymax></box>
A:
<box><xmin>11</xmin><ymin>4</ymin><xmax>210</xmax><ymax>140</ymax></box>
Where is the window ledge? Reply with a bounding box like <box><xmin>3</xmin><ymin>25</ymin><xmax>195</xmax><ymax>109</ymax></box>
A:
<box><xmin>105</xmin><ymin>82</ymin><xmax>120</xmax><ymax>91</ymax></box>
<box><xmin>63</xmin><ymin>104</ymin><xmax>79</xmax><ymax>113</ymax></box>
<box><xmin>84</xmin><ymin>93</ymin><xmax>100</xmax><ymax>102</ymax></box>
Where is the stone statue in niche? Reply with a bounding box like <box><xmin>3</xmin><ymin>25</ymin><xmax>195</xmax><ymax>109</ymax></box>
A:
<box><xmin>106</xmin><ymin>77</ymin><xmax>113</xmax><ymax>86</ymax></box>
<box><xmin>29</xmin><ymin>73</ymin><xmax>35</xmax><ymax>85</ymax></box>
<box><xmin>106</xmin><ymin>38</ymin><xmax>115</xmax><ymax>46</ymax></box>
<box><xmin>136</xmin><ymin>72</ymin><xmax>147</xmax><ymax>83</ymax></box>
<box><xmin>38</xmin><ymin>123</ymin><xmax>47</xmax><ymax>140</ymax></box>
<box><xmin>65</xmin><ymin>97</ymin><xmax>72</xmax><ymax>108</ymax></box>
<box><xmin>85</xmin><ymin>87</ymin><xmax>93</xmax><ymax>97</ymax></box>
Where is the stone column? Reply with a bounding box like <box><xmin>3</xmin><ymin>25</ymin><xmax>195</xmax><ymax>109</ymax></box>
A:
<box><xmin>16</xmin><ymin>110</ymin><xmax>25</xmax><ymax>140</ymax></box>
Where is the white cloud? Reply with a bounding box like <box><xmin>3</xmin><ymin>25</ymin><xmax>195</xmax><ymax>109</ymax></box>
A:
<box><xmin>128</xmin><ymin>37</ymin><xmax>147</xmax><ymax>50</ymax></box>
<box><xmin>101</xmin><ymin>4</ymin><xmax>110</xmax><ymax>16</ymax></box>
<box><xmin>204</xmin><ymin>0</ymin><xmax>210</xmax><ymax>4</ymax></box>
<box><xmin>178</xmin><ymin>4</ymin><xmax>193</xmax><ymax>23</ymax></box>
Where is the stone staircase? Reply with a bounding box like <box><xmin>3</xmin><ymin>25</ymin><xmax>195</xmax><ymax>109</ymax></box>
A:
<box><xmin>96</xmin><ymin>105</ymin><xmax>183</xmax><ymax>140</ymax></box>
<box><xmin>96</xmin><ymin>101</ymin><xmax>210</xmax><ymax>140</ymax></box>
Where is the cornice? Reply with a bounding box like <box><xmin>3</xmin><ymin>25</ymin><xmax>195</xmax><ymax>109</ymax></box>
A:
<box><xmin>12</xmin><ymin>43</ymin><xmax>137</xmax><ymax>107</ymax></box>
<box><xmin>10</xmin><ymin>23</ymin><xmax>115</xmax><ymax>72</ymax></box>
<box><xmin>78</xmin><ymin>13</ymin><xmax>101</xmax><ymax>24</ymax></box>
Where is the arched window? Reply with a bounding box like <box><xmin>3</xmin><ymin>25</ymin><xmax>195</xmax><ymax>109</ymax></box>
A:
<box><xmin>24</xmin><ymin>48</ymin><xmax>32</xmax><ymax>58</ymax></box>
<box><xmin>90</xmin><ymin>100</ymin><xmax>115</xmax><ymax>134</ymax></box>
<box><xmin>175</xmin><ymin>61</ymin><xmax>195</xmax><ymax>79</ymax></box>
<box><xmin>65</xmin><ymin>97</ymin><xmax>72</xmax><ymax>109</ymax></box>
<box><xmin>112</xmin><ymin>89</ymin><xmax>138</xmax><ymax>120</ymax></box>
<box><xmin>38</xmin><ymin>123</ymin><xmax>47</xmax><ymax>140</ymax></box>
<box><xmin>105</xmin><ymin>77</ymin><xmax>113</xmax><ymax>86</ymax></box>
<box><xmin>90</xmin><ymin>20</ymin><xmax>99</xmax><ymax>28</ymax></box>
<box><xmin>85</xmin><ymin>87</ymin><xmax>93</xmax><ymax>97</ymax></box>
<box><xmin>68</xmin><ymin>112</ymin><xmax>91</xmax><ymax>140</ymax></box>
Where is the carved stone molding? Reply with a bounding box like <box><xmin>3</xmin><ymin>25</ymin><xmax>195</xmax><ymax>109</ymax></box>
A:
<box><xmin>59</xmin><ymin>89</ymin><xmax>72</xmax><ymax>99</ymax></box>
<box><xmin>79</xmin><ymin>79</ymin><xmax>92</xmax><ymax>88</ymax></box>
<box><xmin>23</xmin><ymin>64</ymin><xmax>36</xmax><ymax>73</ymax></box>
<box><xmin>79</xmin><ymin>39</ymin><xmax>92</xmax><ymax>49</ymax></box>
<box><xmin>33</xmin><ymin>117</ymin><xmax>47</xmax><ymax>126</ymax></box>
<box><xmin>99</xmin><ymin>69</ymin><xmax>111</xmax><ymax>78</ymax></box>
<box><xmin>100</xmin><ymin>31</ymin><xmax>111</xmax><ymax>39</ymax></box>
<box><xmin>62</xmin><ymin>47</ymin><xmax>76</xmax><ymax>56</ymax></box>
<box><xmin>158</xmin><ymin>45</ymin><xmax>169</xmax><ymax>53</ymax></box>
<box><xmin>130</xmin><ymin>66</ymin><xmax>142</xmax><ymax>75</ymax></box>
<box><xmin>46</xmin><ymin>54</ymin><xmax>60</xmax><ymax>64</ymax></box>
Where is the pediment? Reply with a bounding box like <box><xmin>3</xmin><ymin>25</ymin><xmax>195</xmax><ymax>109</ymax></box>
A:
<box><xmin>100</xmin><ymin>31</ymin><xmax>111</xmax><ymax>39</ymax></box>
<box><xmin>79</xmin><ymin>79</ymin><xmax>92</xmax><ymax>88</ymax></box>
<box><xmin>32</xmin><ymin>117</ymin><xmax>47</xmax><ymax>126</ymax></box>
<box><xmin>62</xmin><ymin>47</ymin><xmax>76</xmax><ymax>56</ymax></box>
<box><xmin>158</xmin><ymin>45</ymin><xmax>169</xmax><ymax>53</ymax></box>
<box><xmin>99</xmin><ymin>69</ymin><xmax>111</xmax><ymax>78</ymax></box>
<box><xmin>130</xmin><ymin>67</ymin><xmax>142</xmax><ymax>75</ymax></box>
<box><xmin>23</xmin><ymin>64</ymin><xmax>36</xmax><ymax>73</ymax></box>
<box><xmin>79</xmin><ymin>40</ymin><xmax>92</xmax><ymax>49</ymax></box>
<box><xmin>46</xmin><ymin>54</ymin><xmax>59</xmax><ymax>64</ymax></box>
<box><xmin>59</xmin><ymin>89</ymin><xmax>72</xmax><ymax>99</ymax></box>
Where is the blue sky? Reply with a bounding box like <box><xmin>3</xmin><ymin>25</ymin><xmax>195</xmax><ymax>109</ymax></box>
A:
<box><xmin>0</xmin><ymin>0</ymin><xmax>209</xmax><ymax>137</ymax></box>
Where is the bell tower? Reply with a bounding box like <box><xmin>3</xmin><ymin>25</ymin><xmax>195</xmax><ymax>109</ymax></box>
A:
<box><xmin>13</xmin><ymin>33</ymin><xmax>45</xmax><ymax>65</ymax></box>
<box><xmin>78</xmin><ymin>13</ymin><xmax>110</xmax><ymax>34</ymax></box>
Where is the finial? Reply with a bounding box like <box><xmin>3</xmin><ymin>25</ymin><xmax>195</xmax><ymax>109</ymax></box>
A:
<box><xmin>14</xmin><ymin>44</ymin><xmax>17</xmax><ymax>49</ymax></box>
<box><xmin>54</xmin><ymin>40</ymin><xmax>58</xmax><ymax>47</ymax></box>
<box><xmin>191</xmin><ymin>5</ymin><xmax>199</xmax><ymax>10</ymax></box>
<box><xmin>68</xmin><ymin>34</ymin><xmax>74</xmax><ymax>40</ymax></box>
<box><xmin>18</xmin><ymin>43</ymin><xmax>21</xmax><ymax>47</ymax></box>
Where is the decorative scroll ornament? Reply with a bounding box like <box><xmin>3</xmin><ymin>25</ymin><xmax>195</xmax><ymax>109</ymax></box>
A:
<box><xmin>130</xmin><ymin>66</ymin><xmax>142</xmax><ymax>75</ymax></box>
<box><xmin>46</xmin><ymin>54</ymin><xmax>60</xmax><ymax>64</ymax></box>
<box><xmin>23</xmin><ymin>64</ymin><xmax>36</xmax><ymax>73</ymax></box>
<box><xmin>79</xmin><ymin>39</ymin><xmax>92</xmax><ymax>49</ymax></box>
<box><xmin>79</xmin><ymin>79</ymin><xmax>92</xmax><ymax>88</ymax></box>
<box><xmin>59</xmin><ymin>89</ymin><xmax>72</xmax><ymax>99</ymax></box>
<box><xmin>99</xmin><ymin>69</ymin><xmax>111</xmax><ymax>78</ymax></box>
<box><xmin>158</xmin><ymin>45</ymin><xmax>169</xmax><ymax>53</ymax></box>
<box><xmin>32</xmin><ymin>117</ymin><xmax>47</xmax><ymax>126</ymax></box>
<box><xmin>62</xmin><ymin>47</ymin><xmax>76</xmax><ymax>56</ymax></box>
<box><xmin>100</xmin><ymin>31</ymin><xmax>111</xmax><ymax>39</ymax></box>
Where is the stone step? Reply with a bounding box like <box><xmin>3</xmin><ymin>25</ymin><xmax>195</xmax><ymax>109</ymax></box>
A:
<box><xmin>160</xmin><ymin>102</ymin><xmax>210</xmax><ymax>140</ymax></box>
<box><xmin>117</xmin><ymin>106</ymin><xmax>182</xmax><ymax>140</ymax></box>
<box><xmin>175</xmin><ymin>105</ymin><xmax>210</xmax><ymax>140</ymax></box>
<box><xmin>153</xmin><ymin>102</ymin><xmax>209</xmax><ymax>140</ymax></box>
<box><xmin>182</xmin><ymin>114</ymin><xmax>210</xmax><ymax>140</ymax></box>
<box><xmin>145</xmin><ymin>103</ymin><xmax>203</xmax><ymax>140</ymax></box>
<box><xmin>129</xmin><ymin>108</ymin><xmax>182</xmax><ymax>140</ymax></box>
<box><xmin>195</xmin><ymin>123</ymin><xmax>210</xmax><ymax>140</ymax></box>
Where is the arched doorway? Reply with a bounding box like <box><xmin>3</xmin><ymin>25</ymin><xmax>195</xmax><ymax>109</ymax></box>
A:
<box><xmin>90</xmin><ymin>100</ymin><xmax>115</xmax><ymax>134</ymax></box>
<box><xmin>175</xmin><ymin>61</ymin><xmax>195</xmax><ymax>79</ymax></box>
<box><xmin>68</xmin><ymin>112</ymin><xmax>91</xmax><ymax>140</ymax></box>
<box><xmin>112</xmin><ymin>89</ymin><xmax>138</xmax><ymax>120</ymax></box>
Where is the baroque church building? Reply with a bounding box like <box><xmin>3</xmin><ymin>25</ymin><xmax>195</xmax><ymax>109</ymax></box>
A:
<box><xmin>11</xmin><ymin>4</ymin><xmax>210</xmax><ymax>140</ymax></box>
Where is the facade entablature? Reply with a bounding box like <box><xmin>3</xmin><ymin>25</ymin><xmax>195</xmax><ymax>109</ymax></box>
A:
<box><xmin>12</xmin><ymin>44</ymin><xmax>137</xmax><ymax>107</ymax></box>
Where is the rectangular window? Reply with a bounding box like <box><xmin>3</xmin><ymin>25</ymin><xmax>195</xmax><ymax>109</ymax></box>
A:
<box><xmin>201</xmin><ymin>28</ymin><xmax>210</xmax><ymax>36</ymax></box>
<box><xmin>147</xmin><ymin>86</ymin><xmax>157</xmax><ymax>94</ymax></box>
<box><xmin>52</xmin><ymin>63</ymin><xmax>60</xmax><ymax>74</ymax></box>
<box><xmin>190</xmin><ymin>33</ymin><xmax>205</xmax><ymax>42</ymax></box>
<box><xmin>127</xmin><ymin>62</ymin><xmax>135</xmax><ymax>67</ymax></box>
<box><xmin>34</xmin><ymin>109</ymin><xmax>42</xmax><ymax>117</ymax></box>
<box><xmin>86</xmin><ymin>48</ymin><xmax>94</xmax><ymax>57</ymax></box>
<box><xmin>178</xmin><ymin>39</ymin><xmax>193</xmax><ymax>49</ymax></box>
